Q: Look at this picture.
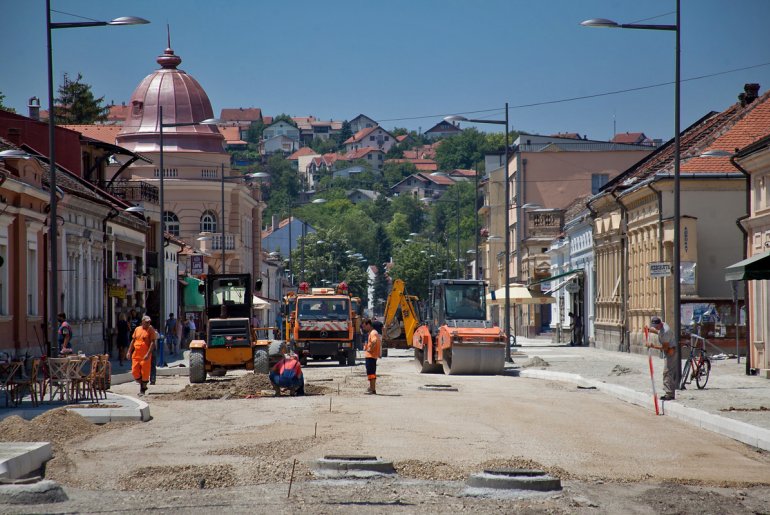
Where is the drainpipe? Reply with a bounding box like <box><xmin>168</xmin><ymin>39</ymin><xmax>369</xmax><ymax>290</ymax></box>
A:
<box><xmin>648</xmin><ymin>183</ymin><xmax>666</xmax><ymax>324</ymax></box>
<box><xmin>611</xmin><ymin>191</ymin><xmax>629</xmax><ymax>353</ymax></box>
<box><xmin>728</xmin><ymin>156</ymin><xmax>752</xmax><ymax>375</ymax></box>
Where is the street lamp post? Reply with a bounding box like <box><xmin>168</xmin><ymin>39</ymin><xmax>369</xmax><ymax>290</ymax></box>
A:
<box><xmin>444</xmin><ymin>103</ymin><xmax>511</xmax><ymax>360</ymax></box>
<box><xmin>582</xmin><ymin>3</ymin><xmax>681</xmax><ymax>381</ymax></box>
<box><xmin>283</xmin><ymin>198</ymin><xmax>326</xmax><ymax>285</ymax></box>
<box><xmin>46</xmin><ymin>3</ymin><xmax>148</xmax><ymax>355</ymax></box>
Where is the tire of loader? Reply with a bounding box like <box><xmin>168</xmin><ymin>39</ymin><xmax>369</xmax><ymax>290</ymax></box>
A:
<box><xmin>267</xmin><ymin>340</ymin><xmax>283</xmax><ymax>356</ymax></box>
<box><xmin>338</xmin><ymin>353</ymin><xmax>346</xmax><ymax>367</ymax></box>
<box><xmin>189</xmin><ymin>350</ymin><xmax>207</xmax><ymax>383</ymax></box>
<box><xmin>253</xmin><ymin>349</ymin><xmax>269</xmax><ymax>374</ymax></box>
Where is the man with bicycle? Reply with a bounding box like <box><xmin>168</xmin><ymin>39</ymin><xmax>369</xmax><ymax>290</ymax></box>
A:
<box><xmin>645</xmin><ymin>316</ymin><xmax>678</xmax><ymax>401</ymax></box>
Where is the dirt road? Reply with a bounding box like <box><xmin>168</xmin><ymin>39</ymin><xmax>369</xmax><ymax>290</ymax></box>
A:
<box><xmin>7</xmin><ymin>350</ymin><xmax>770</xmax><ymax>513</ymax></box>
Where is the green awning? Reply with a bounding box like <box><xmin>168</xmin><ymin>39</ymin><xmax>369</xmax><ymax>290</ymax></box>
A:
<box><xmin>725</xmin><ymin>250</ymin><xmax>770</xmax><ymax>281</ymax></box>
<box><xmin>528</xmin><ymin>268</ymin><xmax>584</xmax><ymax>287</ymax></box>
<box><xmin>183</xmin><ymin>276</ymin><xmax>205</xmax><ymax>309</ymax></box>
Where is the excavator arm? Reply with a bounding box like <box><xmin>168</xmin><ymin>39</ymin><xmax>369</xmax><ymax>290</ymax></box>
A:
<box><xmin>382</xmin><ymin>279</ymin><xmax>421</xmax><ymax>347</ymax></box>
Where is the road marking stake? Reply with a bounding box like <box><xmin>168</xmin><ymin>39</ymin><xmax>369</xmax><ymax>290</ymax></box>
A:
<box><xmin>329</xmin><ymin>398</ymin><xmax>332</xmax><ymax>412</ymax></box>
<box><xmin>314</xmin><ymin>422</ymin><xmax>317</xmax><ymax>438</ymax></box>
<box><xmin>287</xmin><ymin>458</ymin><xmax>297</xmax><ymax>498</ymax></box>
<box><xmin>645</xmin><ymin>327</ymin><xmax>660</xmax><ymax>416</ymax></box>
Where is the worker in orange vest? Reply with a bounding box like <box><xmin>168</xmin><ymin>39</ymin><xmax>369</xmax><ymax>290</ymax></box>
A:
<box><xmin>127</xmin><ymin>315</ymin><xmax>157</xmax><ymax>396</ymax></box>
<box><xmin>362</xmin><ymin>318</ymin><xmax>382</xmax><ymax>395</ymax></box>
<box><xmin>269</xmin><ymin>344</ymin><xmax>305</xmax><ymax>396</ymax></box>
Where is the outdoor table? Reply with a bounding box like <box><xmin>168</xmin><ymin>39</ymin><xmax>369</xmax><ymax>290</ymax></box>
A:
<box><xmin>0</xmin><ymin>361</ymin><xmax>22</xmax><ymax>407</ymax></box>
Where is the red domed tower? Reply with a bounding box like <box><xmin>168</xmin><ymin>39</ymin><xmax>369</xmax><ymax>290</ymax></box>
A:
<box><xmin>116</xmin><ymin>45</ymin><xmax>224</xmax><ymax>154</ymax></box>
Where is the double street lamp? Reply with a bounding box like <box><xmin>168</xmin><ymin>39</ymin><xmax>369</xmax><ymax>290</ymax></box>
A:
<box><xmin>582</xmin><ymin>4</ymin><xmax>681</xmax><ymax>376</ymax></box>
<box><xmin>444</xmin><ymin>103</ymin><xmax>512</xmax><ymax>361</ymax></box>
<box><xmin>46</xmin><ymin>3</ymin><xmax>148</xmax><ymax>354</ymax></box>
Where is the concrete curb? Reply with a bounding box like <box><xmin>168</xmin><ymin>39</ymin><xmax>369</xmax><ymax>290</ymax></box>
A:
<box><xmin>0</xmin><ymin>443</ymin><xmax>52</xmax><ymax>480</ymax></box>
<box><xmin>111</xmin><ymin>366</ymin><xmax>189</xmax><ymax>386</ymax></box>
<box><xmin>67</xmin><ymin>393</ymin><xmax>150</xmax><ymax>423</ymax></box>
<box><xmin>0</xmin><ymin>479</ymin><xmax>67</xmax><ymax>504</ymax></box>
<box><xmin>519</xmin><ymin>369</ymin><xmax>770</xmax><ymax>452</ymax></box>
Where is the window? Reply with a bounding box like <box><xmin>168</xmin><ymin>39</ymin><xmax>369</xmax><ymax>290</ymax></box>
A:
<box><xmin>591</xmin><ymin>173</ymin><xmax>610</xmax><ymax>194</ymax></box>
<box><xmin>369</xmin><ymin>136</ymin><xmax>375</xmax><ymax>141</ymax></box>
<box><xmin>164</xmin><ymin>211</ymin><xmax>180</xmax><ymax>237</ymax></box>
<box><xmin>201</xmin><ymin>211</ymin><xmax>218</xmax><ymax>233</ymax></box>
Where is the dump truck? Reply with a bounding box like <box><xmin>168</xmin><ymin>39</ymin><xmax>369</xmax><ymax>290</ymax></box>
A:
<box><xmin>284</xmin><ymin>282</ymin><xmax>357</xmax><ymax>367</ymax></box>
<box><xmin>383</xmin><ymin>278</ymin><xmax>506</xmax><ymax>375</ymax></box>
<box><xmin>188</xmin><ymin>273</ymin><xmax>282</xmax><ymax>383</ymax></box>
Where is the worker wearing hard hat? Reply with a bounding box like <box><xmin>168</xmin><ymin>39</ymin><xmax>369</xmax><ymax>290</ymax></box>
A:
<box><xmin>362</xmin><ymin>318</ymin><xmax>382</xmax><ymax>395</ymax></box>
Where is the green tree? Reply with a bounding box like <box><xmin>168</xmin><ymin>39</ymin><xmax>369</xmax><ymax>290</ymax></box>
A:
<box><xmin>54</xmin><ymin>73</ymin><xmax>109</xmax><ymax>124</ymax></box>
<box><xmin>309</xmin><ymin>136</ymin><xmax>339</xmax><ymax>155</ymax></box>
<box><xmin>0</xmin><ymin>91</ymin><xmax>15</xmax><ymax>113</ymax></box>
<box><xmin>382</xmin><ymin>161</ymin><xmax>416</xmax><ymax>188</ymax></box>
<box><xmin>390</xmin><ymin>194</ymin><xmax>426</xmax><ymax>234</ymax></box>
<box><xmin>335</xmin><ymin>120</ymin><xmax>353</xmax><ymax>149</ymax></box>
<box><xmin>245</xmin><ymin>120</ymin><xmax>265</xmax><ymax>144</ymax></box>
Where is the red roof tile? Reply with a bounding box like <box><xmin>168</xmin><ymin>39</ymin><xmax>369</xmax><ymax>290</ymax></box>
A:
<box><xmin>611</xmin><ymin>132</ymin><xmax>648</xmax><ymax>144</ymax></box>
<box><xmin>288</xmin><ymin>147</ymin><xmax>318</xmax><ymax>159</ymax></box>
<box><xmin>60</xmin><ymin>124</ymin><xmax>122</xmax><ymax>145</ymax></box>
<box><xmin>344</xmin><ymin>126</ymin><xmax>378</xmax><ymax>144</ymax></box>
<box><xmin>220</xmin><ymin>107</ymin><xmax>262</xmax><ymax>122</ymax></box>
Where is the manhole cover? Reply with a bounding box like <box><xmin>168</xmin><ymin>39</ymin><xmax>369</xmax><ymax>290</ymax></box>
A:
<box><xmin>483</xmin><ymin>468</ymin><xmax>545</xmax><ymax>477</ymax></box>
<box><xmin>419</xmin><ymin>384</ymin><xmax>458</xmax><ymax>392</ymax></box>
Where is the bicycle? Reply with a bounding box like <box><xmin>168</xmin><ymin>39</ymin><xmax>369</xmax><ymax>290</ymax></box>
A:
<box><xmin>680</xmin><ymin>334</ymin><xmax>711</xmax><ymax>390</ymax></box>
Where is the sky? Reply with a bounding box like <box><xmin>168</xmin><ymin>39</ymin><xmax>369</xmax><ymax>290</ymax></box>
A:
<box><xmin>3</xmin><ymin>0</ymin><xmax>770</xmax><ymax>143</ymax></box>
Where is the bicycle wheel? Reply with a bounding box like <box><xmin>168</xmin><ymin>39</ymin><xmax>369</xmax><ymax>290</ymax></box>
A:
<box><xmin>680</xmin><ymin>359</ymin><xmax>691</xmax><ymax>389</ymax></box>
<box><xmin>695</xmin><ymin>358</ymin><xmax>711</xmax><ymax>389</ymax></box>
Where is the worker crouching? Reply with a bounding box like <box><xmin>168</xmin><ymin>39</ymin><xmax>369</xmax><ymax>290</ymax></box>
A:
<box><xmin>269</xmin><ymin>346</ymin><xmax>305</xmax><ymax>396</ymax></box>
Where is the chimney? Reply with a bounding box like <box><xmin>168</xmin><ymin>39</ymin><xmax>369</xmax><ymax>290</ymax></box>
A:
<box><xmin>272</xmin><ymin>214</ymin><xmax>278</xmax><ymax>231</ymax></box>
<box><xmin>739</xmin><ymin>83</ymin><xmax>761</xmax><ymax>107</ymax></box>
<box><xmin>28</xmin><ymin>97</ymin><xmax>41</xmax><ymax>120</ymax></box>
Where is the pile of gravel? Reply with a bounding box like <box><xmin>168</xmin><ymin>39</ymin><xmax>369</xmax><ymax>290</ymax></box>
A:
<box><xmin>121</xmin><ymin>464</ymin><xmax>236</xmax><ymax>490</ymax></box>
<box><xmin>520</xmin><ymin>356</ymin><xmax>550</xmax><ymax>368</ymax></box>
<box><xmin>395</xmin><ymin>457</ymin><xmax>570</xmax><ymax>482</ymax></box>
<box><xmin>0</xmin><ymin>409</ymin><xmax>101</xmax><ymax>447</ymax></box>
<box><xmin>163</xmin><ymin>373</ymin><xmax>329</xmax><ymax>400</ymax></box>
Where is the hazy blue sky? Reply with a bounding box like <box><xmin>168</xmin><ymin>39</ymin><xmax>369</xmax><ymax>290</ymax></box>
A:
<box><xmin>3</xmin><ymin>0</ymin><xmax>770</xmax><ymax>142</ymax></box>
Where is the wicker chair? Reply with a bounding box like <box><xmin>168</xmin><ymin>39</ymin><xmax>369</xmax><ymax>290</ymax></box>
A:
<box><xmin>73</xmin><ymin>356</ymin><xmax>99</xmax><ymax>403</ymax></box>
<box><xmin>46</xmin><ymin>357</ymin><xmax>72</xmax><ymax>402</ymax></box>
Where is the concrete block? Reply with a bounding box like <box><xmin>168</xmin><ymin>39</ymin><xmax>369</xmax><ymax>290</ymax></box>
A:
<box><xmin>0</xmin><ymin>479</ymin><xmax>67</xmax><ymax>504</ymax></box>
<box><xmin>0</xmin><ymin>443</ymin><xmax>52</xmax><ymax>480</ymax></box>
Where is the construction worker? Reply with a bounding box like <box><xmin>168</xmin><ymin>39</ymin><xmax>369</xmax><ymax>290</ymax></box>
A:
<box><xmin>362</xmin><ymin>318</ymin><xmax>382</xmax><ymax>395</ymax></box>
<box><xmin>645</xmin><ymin>315</ymin><xmax>678</xmax><ymax>401</ymax></box>
<box><xmin>127</xmin><ymin>315</ymin><xmax>157</xmax><ymax>396</ymax></box>
<box><xmin>269</xmin><ymin>345</ymin><xmax>304</xmax><ymax>396</ymax></box>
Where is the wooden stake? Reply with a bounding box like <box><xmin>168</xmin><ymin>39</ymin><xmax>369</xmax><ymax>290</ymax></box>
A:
<box><xmin>287</xmin><ymin>458</ymin><xmax>297</xmax><ymax>498</ymax></box>
<box><xmin>314</xmin><ymin>422</ymin><xmax>317</xmax><ymax>438</ymax></box>
<box><xmin>329</xmin><ymin>397</ymin><xmax>332</xmax><ymax>412</ymax></box>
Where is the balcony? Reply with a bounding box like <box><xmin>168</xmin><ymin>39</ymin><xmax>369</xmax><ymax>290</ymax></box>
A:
<box><xmin>199</xmin><ymin>233</ymin><xmax>236</xmax><ymax>251</ymax></box>
<box><xmin>107</xmin><ymin>180</ymin><xmax>159</xmax><ymax>204</ymax></box>
<box><xmin>526</xmin><ymin>210</ymin><xmax>564</xmax><ymax>238</ymax></box>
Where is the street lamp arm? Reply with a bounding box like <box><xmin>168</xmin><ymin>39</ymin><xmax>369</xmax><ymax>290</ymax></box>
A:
<box><xmin>50</xmin><ymin>16</ymin><xmax>149</xmax><ymax>30</ymax></box>
<box><xmin>580</xmin><ymin>18</ymin><xmax>675</xmax><ymax>31</ymax></box>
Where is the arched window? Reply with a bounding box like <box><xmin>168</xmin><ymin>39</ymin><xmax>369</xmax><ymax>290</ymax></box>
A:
<box><xmin>200</xmin><ymin>211</ymin><xmax>217</xmax><ymax>233</ymax></box>
<box><xmin>164</xmin><ymin>211</ymin><xmax>180</xmax><ymax>237</ymax></box>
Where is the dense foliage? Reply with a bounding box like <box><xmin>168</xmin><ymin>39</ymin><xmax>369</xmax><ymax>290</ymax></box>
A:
<box><xmin>54</xmin><ymin>73</ymin><xmax>109</xmax><ymax>124</ymax></box>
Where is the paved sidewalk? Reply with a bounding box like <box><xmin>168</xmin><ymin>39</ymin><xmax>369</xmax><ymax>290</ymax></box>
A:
<box><xmin>510</xmin><ymin>337</ymin><xmax>770</xmax><ymax>451</ymax></box>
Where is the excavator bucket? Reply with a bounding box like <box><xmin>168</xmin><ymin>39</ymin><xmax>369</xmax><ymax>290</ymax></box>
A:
<box><xmin>442</xmin><ymin>344</ymin><xmax>505</xmax><ymax>375</ymax></box>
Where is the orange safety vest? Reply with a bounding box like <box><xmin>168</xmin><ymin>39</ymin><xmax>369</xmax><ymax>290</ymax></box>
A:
<box><xmin>365</xmin><ymin>329</ymin><xmax>381</xmax><ymax>359</ymax></box>
<box><xmin>132</xmin><ymin>326</ymin><xmax>156</xmax><ymax>359</ymax></box>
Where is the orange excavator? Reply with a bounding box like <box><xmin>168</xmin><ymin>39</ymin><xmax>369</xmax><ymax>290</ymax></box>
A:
<box><xmin>383</xmin><ymin>278</ymin><xmax>506</xmax><ymax>375</ymax></box>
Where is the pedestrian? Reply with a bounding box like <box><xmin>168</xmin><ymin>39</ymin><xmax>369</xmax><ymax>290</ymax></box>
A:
<box><xmin>57</xmin><ymin>312</ymin><xmax>74</xmax><ymax>356</ymax></box>
<box><xmin>127</xmin><ymin>315</ymin><xmax>157</xmax><ymax>396</ymax></box>
<box><xmin>185</xmin><ymin>315</ymin><xmax>197</xmax><ymax>346</ymax></box>
<box><xmin>269</xmin><ymin>344</ymin><xmax>305</xmax><ymax>396</ymax></box>
<box><xmin>645</xmin><ymin>315</ymin><xmax>678</xmax><ymax>401</ymax></box>
<box><xmin>165</xmin><ymin>313</ymin><xmax>179</xmax><ymax>356</ymax></box>
<box><xmin>568</xmin><ymin>312</ymin><xmax>583</xmax><ymax>346</ymax></box>
<box><xmin>176</xmin><ymin>313</ymin><xmax>184</xmax><ymax>351</ymax></box>
<box><xmin>362</xmin><ymin>318</ymin><xmax>382</xmax><ymax>395</ymax></box>
<box><xmin>116</xmin><ymin>313</ymin><xmax>130</xmax><ymax>366</ymax></box>
<box><xmin>128</xmin><ymin>309</ymin><xmax>141</xmax><ymax>334</ymax></box>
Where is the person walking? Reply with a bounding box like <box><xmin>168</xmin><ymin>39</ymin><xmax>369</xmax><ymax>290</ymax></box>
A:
<box><xmin>116</xmin><ymin>314</ymin><xmax>130</xmax><ymax>366</ymax></box>
<box><xmin>645</xmin><ymin>315</ymin><xmax>678</xmax><ymax>401</ymax></box>
<box><xmin>185</xmin><ymin>315</ymin><xmax>197</xmax><ymax>347</ymax></box>
<box><xmin>362</xmin><ymin>318</ymin><xmax>382</xmax><ymax>395</ymax></box>
<box><xmin>127</xmin><ymin>315</ymin><xmax>157</xmax><ymax>396</ymax></box>
<box><xmin>568</xmin><ymin>312</ymin><xmax>583</xmax><ymax>346</ymax></box>
<box><xmin>128</xmin><ymin>309</ymin><xmax>141</xmax><ymax>334</ymax></box>
<box><xmin>164</xmin><ymin>313</ymin><xmax>179</xmax><ymax>356</ymax></box>
<box><xmin>56</xmin><ymin>312</ymin><xmax>74</xmax><ymax>356</ymax></box>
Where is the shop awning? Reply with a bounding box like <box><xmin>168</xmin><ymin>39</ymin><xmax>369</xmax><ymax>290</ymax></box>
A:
<box><xmin>486</xmin><ymin>284</ymin><xmax>555</xmax><ymax>305</ymax></box>
<box><xmin>252</xmin><ymin>295</ymin><xmax>271</xmax><ymax>310</ymax></box>
<box><xmin>183</xmin><ymin>276</ymin><xmax>205</xmax><ymax>309</ymax></box>
<box><xmin>725</xmin><ymin>250</ymin><xmax>770</xmax><ymax>281</ymax></box>
<box><xmin>544</xmin><ymin>273</ymin><xmax>580</xmax><ymax>295</ymax></box>
<box><xmin>528</xmin><ymin>268</ymin><xmax>584</xmax><ymax>287</ymax></box>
